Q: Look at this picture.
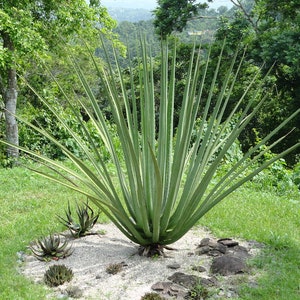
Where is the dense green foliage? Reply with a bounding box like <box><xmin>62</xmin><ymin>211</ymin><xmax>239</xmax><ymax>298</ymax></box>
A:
<box><xmin>153</xmin><ymin>0</ymin><xmax>210</xmax><ymax>38</ymax></box>
<box><xmin>0</xmin><ymin>0</ymin><xmax>119</xmax><ymax>160</ymax></box>
<box><xmin>1</xmin><ymin>1</ymin><xmax>298</xmax><ymax>166</ymax></box>
<box><xmin>214</xmin><ymin>0</ymin><xmax>300</xmax><ymax>165</ymax></box>
<box><xmin>111</xmin><ymin>1</ymin><xmax>300</xmax><ymax>165</ymax></box>
<box><xmin>0</xmin><ymin>0</ymin><xmax>117</xmax><ymax>71</ymax></box>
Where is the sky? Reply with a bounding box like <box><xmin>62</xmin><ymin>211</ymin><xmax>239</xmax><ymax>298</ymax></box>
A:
<box><xmin>101</xmin><ymin>0</ymin><xmax>233</xmax><ymax>10</ymax></box>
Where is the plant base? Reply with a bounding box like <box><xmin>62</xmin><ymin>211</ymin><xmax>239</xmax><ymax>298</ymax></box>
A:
<box><xmin>138</xmin><ymin>244</ymin><xmax>176</xmax><ymax>257</ymax></box>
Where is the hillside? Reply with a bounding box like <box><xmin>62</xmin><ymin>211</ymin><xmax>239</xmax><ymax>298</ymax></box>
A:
<box><xmin>101</xmin><ymin>0</ymin><xmax>234</xmax><ymax>10</ymax></box>
<box><xmin>106</xmin><ymin>7</ymin><xmax>153</xmax><ymax>22</ymax></box>
<box><xmin>101</xmin><ymin>0</ymin><xmax>234</xmax><ymax>22</ymax></box>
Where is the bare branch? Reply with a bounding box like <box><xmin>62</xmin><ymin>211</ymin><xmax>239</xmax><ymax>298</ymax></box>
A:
<box><xmin>189</xmin><ymin>15</ymin><xmax>220</xmax><ymax>20</ymax></box>
<box><xmin>230</xmin><ymin>0</ymin><xmax>258</xmax><ymax>32</ymax></box>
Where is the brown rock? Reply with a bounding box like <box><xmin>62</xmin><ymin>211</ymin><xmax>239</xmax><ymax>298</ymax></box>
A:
<box><xmin>214</xmin><ymin>242</ymin><xmax>227</xmax><ymax>254</ymax></box>
<box><xmin>151</xmin><ymin>281</ymin><xmax>169</xmax><ymax>291</ymax></box>
<box><xmin>199</xmin><ymin>238</ymin><xmax>210</xmax><ymax>246</ymax></box>
<box><xmin>195</xmin><ymin>245</ymin><xmax>210</xmax><ymax>255</ymax></box>
<box><xmin>168</xmin><ymin>272</ymin><xmax>199</xmax><ymax>288</ymax></box>
<box><xmin>218</xmin><ymin>238</ymin><xmax>239</xmax><ymax>247</ymax></box>
<box><xmin>211</xmin><ymin>255</ymin><xmax>247</xmax><ymax>276</ymax></box>
<box><xmin>200</xmin><ymin>276</ymin><xmax>219</xmax><ymax>287</ymax></box>
<box><xmin>191</xmin><ymin>265</ymin><xmax>206</xmax><ymax>272</ymax></box>
<box><xmin>151</xmin><ymin>281</ymin><xmax>187</xmax><ymax>298</ymax></box>
<box><xmin>167</xmin><ymin>263</ymin><xmax>181</xmax><ymax>269</ymax></box>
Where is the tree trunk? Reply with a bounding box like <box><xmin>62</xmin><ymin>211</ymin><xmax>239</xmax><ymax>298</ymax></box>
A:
<box><xmin>1</xmin><ymin>32</ymin><xmax>19</xmax><ymax>159</ymax></box>
<box><xmin>4</xmin><ymin>67</ymin><xmax>19</xmax><ymax>158</ymax></box>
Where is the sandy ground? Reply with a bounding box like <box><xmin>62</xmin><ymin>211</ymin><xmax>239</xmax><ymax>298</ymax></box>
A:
<box><xmin>20</xmin><ymin>223</ymin><xmax>259</xmax><ymax>300</ymax></box>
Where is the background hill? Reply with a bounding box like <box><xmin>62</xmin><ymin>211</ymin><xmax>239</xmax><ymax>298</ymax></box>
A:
<box><xmin>101</xmin><ymin>0</ymin><xmax>233</xmax><ymax>22</ymax></box>
<box><xmin>101</xmin><ymin>0</ymin><xmax>233</xmax><ymax>10</ymax></box>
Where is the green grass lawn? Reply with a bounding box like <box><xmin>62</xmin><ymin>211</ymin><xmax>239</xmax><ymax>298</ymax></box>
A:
<box><xmin>0</xmin><ymin>164</ymin><xmax>299</xmax><ymax>299</ymax></box>
<box><xmin>199</xmin><ymin>187</ymin><xmax>300</xmax><ymax>299</ymax></box>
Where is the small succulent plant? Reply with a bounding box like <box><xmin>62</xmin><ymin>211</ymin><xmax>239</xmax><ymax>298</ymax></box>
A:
<box><xmin>186</xmin><ymin>283</ymin><xmax>209</xmax><ymax>300</ymax></box>
<box><xmin>29</xmin><ymin>234</ymin><xmax>72</xmax><ymax>261</ymax></box>
<box><xmin>140</xmin><ymin>292</ymin><xmax>165</xmax><ymax>300</ymax></box>
<box><xmin>105</xmin><ymin>262</ymin><xmax>124</xmax><ymax>275</ymax></box>
<box><xmin>57</xmin><ymin>200</ymin><xmax>100</xmax><ymax>238</ymax></box>
<box><xmin>44</xmin><ymin>264</ymin><xmax>74</xmax><ymax>287</ymax></box>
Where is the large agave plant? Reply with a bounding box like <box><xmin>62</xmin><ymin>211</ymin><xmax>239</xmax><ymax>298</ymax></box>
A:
<box><xmin>2</xmin><ymin>39</ymin><xmax>299</xmax><ymax>255</ymax></box>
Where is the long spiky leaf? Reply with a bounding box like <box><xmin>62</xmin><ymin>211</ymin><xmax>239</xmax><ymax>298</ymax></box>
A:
<box><xmin>2</xmin><ymin>38</ymin><xmax>299</xmax><ymax>249</ymax></box>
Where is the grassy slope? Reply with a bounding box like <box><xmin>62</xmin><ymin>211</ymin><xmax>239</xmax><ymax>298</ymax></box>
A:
<box><xmin>199</xmin><ymin>187</ymin><xmax>300</xmax><ymax>299</ymax></box>
<box><xmin>0</xmin><ymin>165</ymin><xmax>299</xmax><ymax>299</ymax></box>
<box><xmin>0</xmin><ymin>165</ymin><xmax>100</xmax><ymax>299</ymax></box>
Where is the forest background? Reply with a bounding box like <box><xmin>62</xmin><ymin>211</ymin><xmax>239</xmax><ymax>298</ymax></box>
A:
<box><xmin>0</xmin><ymin>1</ymin><xmax>300</xmax><ymax>299</ymax></box>
<box><xmin>0</xmin><ymin>0</ymin><xmax>299</xmax><ymax>169</ymax></box>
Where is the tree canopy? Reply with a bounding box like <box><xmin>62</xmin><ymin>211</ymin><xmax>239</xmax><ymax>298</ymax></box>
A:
<box><xmin>0</xmin><ymin>0</ymin><xmax>117</xmax><ymax>161</ymax></box>
<box><xmin>153</xmin><ymin>0</ymin><xmax>211</xmax><ymax>39</ymax></box>
<box><xmin>214</xmin><ymin>0</ymin><xmax>300</xmax><ymax>164</ymax></box>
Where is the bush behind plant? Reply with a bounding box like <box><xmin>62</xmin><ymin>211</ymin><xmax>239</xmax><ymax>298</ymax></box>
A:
<box><xmin>15</xmin><ymin>100</ymin><xmax>122</xmax><ymax>163</ymax></box>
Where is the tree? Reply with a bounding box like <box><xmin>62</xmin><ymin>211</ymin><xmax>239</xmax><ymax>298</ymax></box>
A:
<box><xmin>217</xmin><ymin>6</ymin><xmax>229</xmax><ymax>15</ymax></box>
<box><xmin>214</xmin><ymin>0</ymin><xmax>300</xmax><ymax>164</ymax></box>
<box><xmin>153</xmin><ymin>0</ymin><xmax>211</xmax><ymax>39</ymax></box>
<box><xmin>0</xmin><ymin>0</ymin><xmax>116</xmax><ymax>161</ymax></box>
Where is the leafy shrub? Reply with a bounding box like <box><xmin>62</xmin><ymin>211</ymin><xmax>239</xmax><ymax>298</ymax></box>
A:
<box><xmin>251</xmin><ymin>131</ymin><xmax>299</xmax><ymax>194</ymax></box>
<box><xmin>0</xmin><ymin>149</ymin><xmax>15</xmax><ymax>168</ymax></box>
<box><xmin>18</xmin><ymin>103</ymin><xmax>121</xmax><ymax>162</ymax></box>
<box><xmin>252</xmin><ymin>157</ymin><xmax>298</xmax><ymax>194</ymax></box>
<box><xmin>19</xmin><ymin>105</ymin><xmax>87</xmax><ymax>160</ymax></box>
<box><xmin>292</xmin><ymin>161</ymin><xmax>300</xmax><ymax>190</ymax></box>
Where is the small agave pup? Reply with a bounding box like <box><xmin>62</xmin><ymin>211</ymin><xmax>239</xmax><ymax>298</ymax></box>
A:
<box><xmin>57</xmin><ymin>200</ymin><xmax>100</xmax><ymax>238</ymax></box>
<box><xmin>2</xmin><ymin>39</ymin><xmax>299</xmax><ymax>256</ymax></box>
<box><xmin>44</xmin><ymin>264</ymin><xmax>74</xmax><ymax>287</ymax></box>
<box><xmin>29</xmin><ymin>234</ymin><xmax>72</xmax><ymax>261</ymax></box>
